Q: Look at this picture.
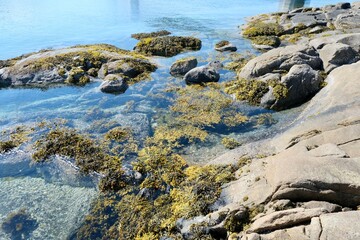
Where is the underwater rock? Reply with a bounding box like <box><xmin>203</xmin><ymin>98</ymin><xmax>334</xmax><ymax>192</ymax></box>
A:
<box><xmin>100</xmin><ymin>74</ymin><xmax>128</xmax><ymax>94</ymax></box>
<box><xmin>131</xmin><ymin>30</ymin><xmax>171</xmax><ymax>40</ymax></box>
<box><xmin>134</xmin><ymin>36</ymin><xmax>202</xmax><ymax>57</ymax></box>
<box><xmin>170</xmin><ymin>57</ymin><xmax>198</xmax><ymax>76</ymax></box>
<box><xmin>1</xmin><ymin>209</ymin><xmax>38</xmax><ymax>240</ymax></box>
<box><xmin>0</xmin><ymin>44</ymin><xmax>156</xmax><ymax>88</ymax></box>
<box><xmin>215</xmin><ymin>40</ymin><xmax>237</xmax><ymax>52</ymax></box>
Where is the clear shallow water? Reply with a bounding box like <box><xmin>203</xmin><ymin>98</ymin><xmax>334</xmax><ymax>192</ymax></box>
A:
<box><xmin>0</xmin><ymin>0</ymin><xmax>342</xmax><ymax>239</ymax></box>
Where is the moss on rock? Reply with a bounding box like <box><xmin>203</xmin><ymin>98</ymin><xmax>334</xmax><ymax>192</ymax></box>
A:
<box><xmin>250</xmin><ymin>36</ymin><xmax>281</xmax><ymax>47</ymax></box>
<box><xmin>131</xmin><ymin>30</ymin><xmax>171</xmax><ymax>40</ymax></box>
<box><xmin>242</xmin><ymin>21</ymin><xmax>284</xmax><ymax>38</ymax></box>
<box><xmin>222</xmin><ymin>137</ymin><xmax>241</xmax><ymax>149</ymax></box>
<box><xmin>134</xmin><ymin>36</ymin><xmax>202</xmax><ymax>57</ymax></box>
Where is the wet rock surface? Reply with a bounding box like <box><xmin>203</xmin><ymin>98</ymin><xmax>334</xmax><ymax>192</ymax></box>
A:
<box><xmin>170</xmin><ymin>57</ymin><xmax>198</xmax><ymax>76</ymax></box>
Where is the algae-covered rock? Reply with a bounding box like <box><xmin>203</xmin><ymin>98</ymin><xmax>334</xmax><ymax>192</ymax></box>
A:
<box><xmin>131</xmin><ymin>30</ymin><xmax>171</xmax><ymax>40</ymax></box>
<box><xmin>170</xmin><ymin>57</ymin><xmax>198</xmax><ymax>76</ymax></box>
<box><xmin>97</xmin><ymin>58</ymin><xmax>156</xmax><ymax>83</ymax></box>
<box><xmin>215</xmin><ymin>40</ymin><xmax>237</xmax><ymax>52</ymax></box>
<box><xmin>134</xmin><ymin>36</ymin><xmax>202</xmax><ymax>57</ymax></box>
<box><xmin>0</xmin><ymin>44</ymin><xmax>157</xmax><ymax>88</ymax></box>
<box><xmin>100</xmin><ymin>74</ymin><xmax>128</xmax><ymax>94</ymax></box>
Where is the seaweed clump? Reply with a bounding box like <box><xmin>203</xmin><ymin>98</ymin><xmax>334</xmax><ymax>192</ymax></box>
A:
<box><xmin>32</xmin><ymin>127</ymin><xmax>122</xmax><ymax>174</ymax></box>
<box><xmin>242</xmin><ymin>21</ymin><xmax>284</xmax><ymax>38</ymax></box>
<box><xmin>222</xmin><ymin>137</ymin><xmax>241</xmax><ymax>149</ymax></box>
<box><xmin>134</xmin><ymin>36</ymin><xmax>202</xmax><ymax>57</ymax></box>
<box><xmin>0</xmin><ymin>126</ymin><xmax>32</xmax><ymax>153</ymax></box>
<box><xmin>224</xmin><ymin>78</ymin><xmax>288</xmax><ymax>105</ymax></box>
<box><xmin>1</xmin><ymin>209</ymin><xmax>38</xmax><ymax>240</ymax></box>
<box><xmin>150</xmin><ymin>86</ymin><xmax>248</xmax><ymax>148</ymax></box>
<box><xmin>131</xmin><ymin>30</ymin><xmax>171</xmax><ymax>40</ymax></box>
<box><xmin>75</xmin><ymin>137</ymin><xmax>236</xmax><ymax>239</ymax></box>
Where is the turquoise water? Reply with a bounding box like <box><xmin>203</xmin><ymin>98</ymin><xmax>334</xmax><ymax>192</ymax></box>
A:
<box><xmin>0</xmin><ymin>0</ymin><xmax>342</xmax><ymax>239</ymax></box>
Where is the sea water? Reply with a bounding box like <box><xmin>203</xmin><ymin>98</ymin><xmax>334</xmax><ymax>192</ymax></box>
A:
<box><xmin>0</xmin><ymin>0</ymin><xmax>341</xmax><ymax>239</ymax></box>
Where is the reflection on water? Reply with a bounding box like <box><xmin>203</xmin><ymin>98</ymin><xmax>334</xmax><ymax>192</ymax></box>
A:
<box><xmin>130</xmin><ymin>0</ymin><xmax>140</xmax><ymax>20</ymax></box>
<box><xmin>279</xmin><ymin>0</ymin><xmax>310</xmax><ymax>11</ymax></box>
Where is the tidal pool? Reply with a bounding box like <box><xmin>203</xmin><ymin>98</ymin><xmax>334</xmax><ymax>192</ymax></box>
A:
<box><xmin>0</xmin><ymin>0</ymin><xmax>341</xmax><ymax>239</ymax></box>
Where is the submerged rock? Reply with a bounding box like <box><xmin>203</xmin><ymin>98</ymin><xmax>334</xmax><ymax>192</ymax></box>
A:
<box><xmin>170</xmin><ymin>57</ymin><xmax>198</xmax><ymax>76</ymax></box>
<box><xmin>0</xmin><ymin>44</ymin><xmax>156</xmax><ymax>88</ymax></box>
<box><xmin>134</xmin><ymin>36</ymin><xmax>202</xmax><ymax>57</ymax></box>
<box><xmin>215</xmin><ymin>40</ymin><xmax>237</xmax><ymax>52</ymax></box>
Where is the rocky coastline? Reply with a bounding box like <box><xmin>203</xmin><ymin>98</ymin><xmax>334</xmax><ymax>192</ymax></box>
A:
<box><xmin>0</xmin><ymin>1</ymin><xmax>360</xmax><ymax>240</ymax></box>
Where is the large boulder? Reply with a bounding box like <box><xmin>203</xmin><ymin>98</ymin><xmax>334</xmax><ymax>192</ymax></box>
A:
<box><xmin>309</xmin><ymin>211</ymin><xmax>360</xmax><ymax>240</ymax></box>
<box><xmin>334</xmin><ymin>10</ymin><xmax>360</xmax><ymax>29</ymax></box>
<box><xmin>319</xmin><ymin>43</ymin><xmax>359</xmax><ymax>73</ymax></box>
<box><xmin>170</xmin><ymin>57</ymin><xmax>198</xmax><ymax>76</ymax></box>
<box><xmin>261</xmin><ymin>64</ymin><xmax>322</xmax><ymax>110</ymax></box>
<box><xmin>184</xmin><ymin>61</ymin><xmax>223</xmax><ymax>84</ymax></box>
<box><xmin>248</xmin><ymin>207</ymin><xmax>335</xmax><ymax>233</ymax></box>
<box><xmin>98</xmin><ymin>58</ymin><xmax>156</xmax><ymax>80</ymax></box>
<box><xmin>0</xmin><ymin>44</ymin><xmax>157</xmax><ymax>88</ymax></box>
<box><xmin>309</xmin><ymin>33</ymin><xmax>360</xmax><ymax>51</ymax></box>
<box><xmin>134</xmin><ymin>36</ymin><xmax>202</xmax><ymax>57</ymax></box>
<box><xmin>100</xmin><ymin>74</ymin><xmax>128</xmax><ymax>94</ymax></box>
<box><xmin>239</xmin><ymin>45</ymin><xmax>322</xmax><ymax>79</ymax></box>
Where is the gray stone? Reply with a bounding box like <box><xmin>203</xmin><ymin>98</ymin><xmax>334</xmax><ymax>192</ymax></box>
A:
<box><xmin>170</xmin><ymin>57</ymin><xmax>197</xmax><ymax>76</ymax></box>
<box><xmin>290</xmin><ymin>12</ymin><xmax>327</xmax><ymax>28</ymax></box>
<box><xmin>184</xmin><ymin>66</ymin><xmax>220</xmax><ymax>84</ymax></box>
<box><xmin>334</xmin><ymin>10</ymin><xmax>360</xmax><ymax>29</ymax></box>
<box><xmin>248</xmin><ymin>207</ymin><xmax>330</xmax><ymax>233</ymax></box>
<box><xmin>261</xmin><ymin>64</ymin><xmax>322</xmax><ymax>110</ymax></box>
<box><xmin>300</xmin><ymin>201</ymin><xmax>342</xmax><ymax>212</ymax></box>
<box><xmin>98</xmin><ymin>58</ymin><xmax>153</xmax><ymax>79</ymax></box>
<box><xmin>309</xmin><ymin>33</ymin><xmax>360</xmax><ymax>51</ymax></box>
<box><xmin>308</xmin><ymin>143</ymin><xmax>349</xmax><ymax>158</ymax></box>
<box><xmin>215</xmin><ymin>43</ymin><xmax>237</xmax><ymax>52</ymax></box>
<box><xmin>100</xmin><ymin>74</ymin><xmax>128</xmax><ymax>94</ymax></box>
<box><xmin>239</xmin><ymin>45</ymin><xmax>322</xmax><ymax>79</ymax></box>
<box><xmin>207</xmin><ymin>60</ymin><xmax>224</xmax><ymax>71</ymax></box>
<box><xmin>319</xmin><ymin>43</ymin><xmax>359</xmax><ymax>73</ymax></box>
<box><xmin>309</xmin><ymin>26</ymin><xmax>326</xmax><ymax>34</ymax></box>
<box><xmin>309</xmin><ymin>211</ymin><xmax>360</xmax><ymax>240</ymax></box>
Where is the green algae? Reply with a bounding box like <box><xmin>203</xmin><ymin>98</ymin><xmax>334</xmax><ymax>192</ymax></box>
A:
<box><xmin>250</xmin><ymin>35</ymin><xmax>280</xmax><ymax>47</ymax></box>
<box><xmin>224</xmin><ymin>78</ymin><xmax>288</xmax><ymax>106</ymax></box>
<box><xmin>224</xmin><ymin>78</ymin><xmax>269</xmax><ymax>105</ymax></box>
<box><xmin>0</xmin><ymin>126</ymin><xmax>32</xmax><ymax>153</ymax></box>
<box><xmin>242</xmin><ymin>21</ymin><xmax>284</xmax><ymax>38</ymax></box>
<box><xmin>32</xmin><ymin>127</ymin><xmax>121</xmax><ymax>174</ymax></box>
<box><xmin>222</xmin><ymin>137</ymin><xmax>241</xmax><ymax>149</ymax></box>
<box><xmin>134</xmin><ymin>36</ymin><xmax>202</xmax><ymax>57</ymax></box>
<box><xmin>131</xmin><ymin>30</ymin><xmax>171</xmax><ymax>40</ymax></box>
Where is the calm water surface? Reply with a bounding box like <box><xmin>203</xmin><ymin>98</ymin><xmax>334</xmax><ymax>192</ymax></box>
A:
<box><xmin>0</xmin><ymin>0</ymin><xmax>341</xmax><ymax>239</ymax></box>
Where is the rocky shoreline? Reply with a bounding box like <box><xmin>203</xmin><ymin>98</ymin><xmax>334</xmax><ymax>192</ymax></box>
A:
<box><xmin>184</xmin><ymin>2</ymin><xmax>360</xmax><ymax>240</ymax></box>
<box><xmin>1</xmin><ymin>1</ymin><xmax>360</xmax><ymax>240</ymax></box>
